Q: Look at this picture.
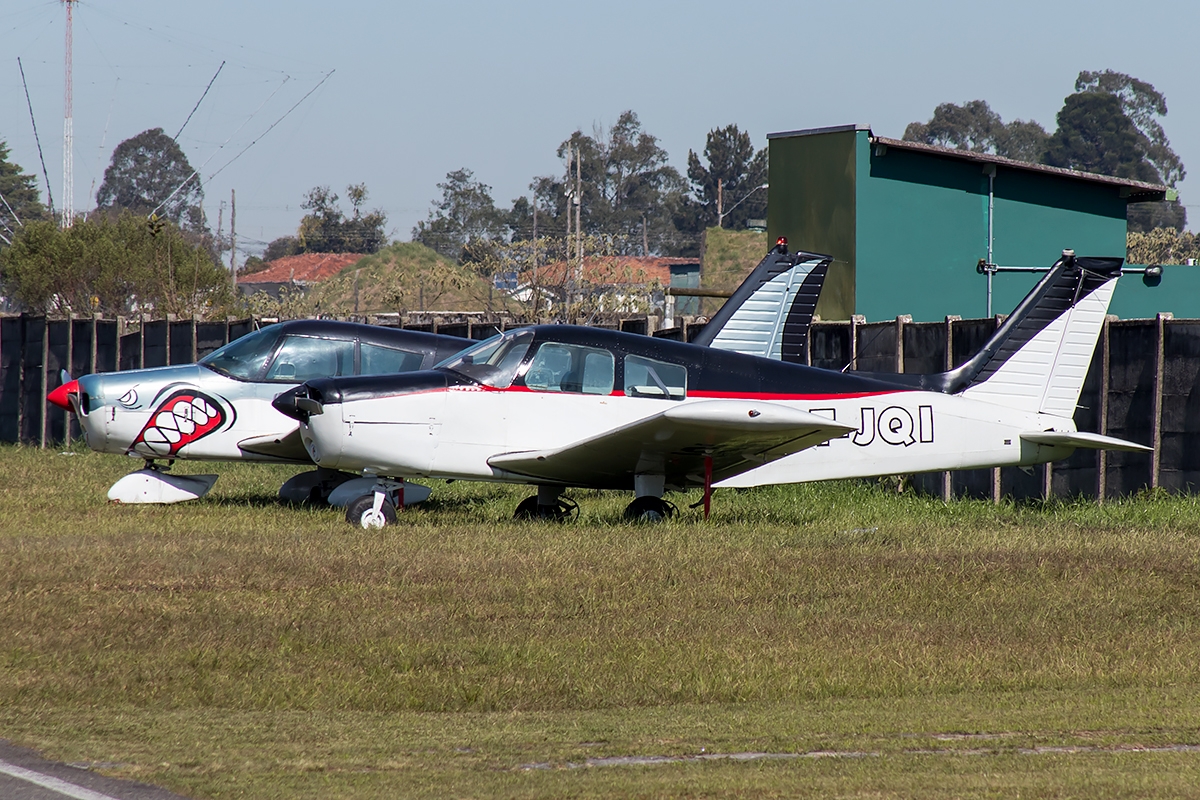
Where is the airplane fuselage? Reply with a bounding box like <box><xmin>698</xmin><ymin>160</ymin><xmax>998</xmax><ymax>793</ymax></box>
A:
<box><xmin>75</xmin><ymin>362</ymin><xmax>307</xmax><ymax>463</ymax></box>
<box><xmin>67</xmin><ymin>320</ymin><xmax>471</xmax><ymax>466</ymax></box>
<box><xmin>288</xmin><ymin>325</ymin><xmax>1079</xmax><ymax>492</ymax></box>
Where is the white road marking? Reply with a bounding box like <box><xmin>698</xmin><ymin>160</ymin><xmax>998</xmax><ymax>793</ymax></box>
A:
<box><xmin>0</xmin><ymin>758</ymin><xmax>123</xmax><ymax>800</ymax></box>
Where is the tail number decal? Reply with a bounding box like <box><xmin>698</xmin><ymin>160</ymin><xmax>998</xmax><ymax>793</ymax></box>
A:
<box><xmin>847</xmin><ymin>405</ymin><xmax>934</xmax><ymax>447</ymax></box>
<box><xmin>129</xmin><ymin>390</ymin><xmax>226</xmax><ymax>458</ymax></box>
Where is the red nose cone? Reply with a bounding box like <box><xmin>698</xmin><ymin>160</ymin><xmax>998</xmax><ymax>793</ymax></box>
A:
<box><xmin>48</xmin><ymin>379</ymin><xmax>80</xmax><ymax>411</ymax></box>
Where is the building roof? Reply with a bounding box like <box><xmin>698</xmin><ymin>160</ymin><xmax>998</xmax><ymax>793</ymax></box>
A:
<box><xmin>768</xmin><ymin>125</ymin><xmax>1172</xmax><ymax>202</ymax></box>
<box><xmin>522</xmin><ymin>255</ymin><xmax>698</xmax><ymax>286</ymax></box>
<box><xmin>239</xmin><ymin>252</ymin><xmax>367</xmax><ymax>285</ymax></box>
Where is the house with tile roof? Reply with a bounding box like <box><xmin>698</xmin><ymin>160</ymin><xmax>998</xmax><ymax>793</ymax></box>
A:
<box><xmin>238</xmin><ymin>253</ymin><xmax>366</xmax><ymax>298</ymax></box>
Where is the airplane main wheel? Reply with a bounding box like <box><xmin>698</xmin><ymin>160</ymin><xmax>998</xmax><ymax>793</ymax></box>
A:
<box><xmin>513</xmin><ymin>495</ymin><xmax>578</xmax><ymax>521</ymax></box>
<box><xmin>345</xmin><ymin>494</ymin><xmax>397</xmax><ymax>529</ymax></box>
<box><xmin>623</xmin><ymin>496</ymin><xmax>676</xmax><ymax>522</ymax></box>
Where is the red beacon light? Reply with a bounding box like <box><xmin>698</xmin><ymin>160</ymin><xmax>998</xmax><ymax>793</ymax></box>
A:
<box><xmin>773</xmin><ymin>236</ymin><xmax>788</xmax><ymax>254</ymax></box>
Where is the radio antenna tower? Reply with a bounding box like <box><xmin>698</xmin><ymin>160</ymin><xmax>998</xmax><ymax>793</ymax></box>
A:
<box><xmin>61</xmin><ymin>0</ymin><xmax>77</xmax><ymax>228</ymax></box>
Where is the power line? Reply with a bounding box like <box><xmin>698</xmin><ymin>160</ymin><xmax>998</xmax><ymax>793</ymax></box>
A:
<box><xmin>147</xmin><ymin>74</ymin><xmax>293</xmax><ymax>219</ymax></box>
<box><xmin>174</xmin><ymin>60</ymin><xmax>224</xmax><ymax>141</ymax></box>
<box><xmin>17</xmin><ymin>56</ymin><xmax>54</xmax><ymax>214</ymax></box>
<box><xmin>204</xmin><ymin>69</ymin><xmax>335</xmax><ymax>183</ymax></box>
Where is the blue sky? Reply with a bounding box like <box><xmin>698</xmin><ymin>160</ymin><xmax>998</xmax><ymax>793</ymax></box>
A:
<box><xmin>2</xmin><ymin>0</ymin><xmax>1196</xmax><ymax>258</ymax></box>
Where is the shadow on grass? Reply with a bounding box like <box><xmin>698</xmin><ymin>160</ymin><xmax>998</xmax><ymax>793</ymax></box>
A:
<box><xmin>201</xmin><ymin>494</ymin><xmax>309</xmax><ymax>510</ymax></box>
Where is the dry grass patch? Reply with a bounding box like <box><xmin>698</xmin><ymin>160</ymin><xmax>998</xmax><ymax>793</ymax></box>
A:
<box><xmin>3</xmin><ymin>445</ymin><xmax>1200</xmax><ymax>797</ymax></box>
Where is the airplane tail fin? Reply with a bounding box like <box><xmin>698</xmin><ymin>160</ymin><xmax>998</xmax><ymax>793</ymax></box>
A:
<box><xmin>951</xmin><ymin>251</ymin><xmax>1122</xmax><ymax>417</ymax></box>
<box><xmin>690</xmin><ymin>244</ymin><xmax>831</xmax><ymax>364</ymax></box>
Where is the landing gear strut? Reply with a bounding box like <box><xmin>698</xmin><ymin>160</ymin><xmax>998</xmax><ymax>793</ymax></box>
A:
<box><xmin>344</xmin><ymin>477</ymin><xmax>407</xmax><ymax>529</ymax></box>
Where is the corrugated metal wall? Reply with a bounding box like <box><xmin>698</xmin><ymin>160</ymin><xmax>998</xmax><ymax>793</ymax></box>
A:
<box><xmin>1</xmin><ymin>313</ymin><xmax>1193</xmax><ymax>499</ymax></box>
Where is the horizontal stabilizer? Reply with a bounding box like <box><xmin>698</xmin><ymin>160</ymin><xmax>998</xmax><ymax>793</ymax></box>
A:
<box><xmin>1020</xmin><ymin>430</ymin><xmax>1152</xmax><ymax>453</ymax></box>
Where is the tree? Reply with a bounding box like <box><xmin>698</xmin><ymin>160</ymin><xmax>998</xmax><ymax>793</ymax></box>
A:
<box><xmin>1071</xmin><ymin>70</ymin><xmax>1186</xmax><ymax>231</ymax></box>
<box><xmin>1042</xmin><ymin>89</ymin><xmax>1184</xmax><ymax>232</ymax></box>
<box><xmin>1127</xmin><ymin>227</ymin><xmax>1199</xmax><ymax>265</ymax></box>
<box><xmin>1043</xmin><ymin>92</ymin><xmax>1156</xmax><ymax>181</ymax></box>
<box><xmin>470</xmin><ymin>233</ymin><xmax>655</xmax><ymax>323</ymax></box>
<box><xmin>263</xmin><ymin>235</ymin><xmax>301</xmax><ymax>261</ymax></box>
<box><xmin>992</xmin><ymin>120</ymin><xmax>1051</xmax><ymax>163</ymax></box>
<box><xmin>905</xmin><ymin>80</ymin><xmax>1186</xmax><ymax>232</ymax></box>
<box><xmin>1076</xmin><ymin>70</ymin><xmax>1183</xmax><ymax>186</ymax></box>
<box><xmin>903</xmin><ymin>100</ymin><xmax>1049</xmax><ymax>163</ymax></box>
<box><xmin>95</xmin><ymin>128</ymin><xmax>205</xmax><ymax>230</ymax></box>
<box><xmin>412</xmin><ymin>168</ymin><xmax>506</xmax><ymax>261</ymax></box>
<box><xmin>0</xmin><ymin>211</ymin><xmax>232</xmax><ymax>316</ymax></box>
<box><xmin>0</xmin><ymin>140</ymin><xmax>50</xmax><ymax>244</ymax></box>
<box><xmin>297</xmin><ymin>183</ymin><xmax>387</xmax><ymax>254</ymax></box>
<box><xmin>532</xmin><ymin>111</ymin><xmax>688</xmax><ymax>256</ymax></box>
<box><xmin>684</xmin><ymin>124</ymin><xmax>767</xmax><ymax>231</ymax></box>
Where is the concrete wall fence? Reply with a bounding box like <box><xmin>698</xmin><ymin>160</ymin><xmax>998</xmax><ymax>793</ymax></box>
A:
<box><xmin>2</xmin><ymin>312</ymin><xmax>1196</xmax><ymax>502</ymax></box>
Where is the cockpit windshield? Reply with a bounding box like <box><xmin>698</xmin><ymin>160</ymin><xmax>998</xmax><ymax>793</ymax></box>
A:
<box><xmin>199</xmin><ymin>326</ymin><xmax>283</xmax><ymax>381</ymax></box>
<box><xmin>435</xmin><ymin>330</ymin><xmax>533</xmax><ymax>388</ymax></box>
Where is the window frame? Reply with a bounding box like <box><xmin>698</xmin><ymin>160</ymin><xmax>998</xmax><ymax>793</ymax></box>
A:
<box><xmin>623</xmin><ymin>353</ymin><xmax>687</xmax><ymax>401</ymax></box>
<box><xmin>519</xmin><ymin>341</ymin><xmax>616</xmax><ymax>396</ymax></box>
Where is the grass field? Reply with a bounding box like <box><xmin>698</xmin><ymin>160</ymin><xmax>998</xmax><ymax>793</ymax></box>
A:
<box><xmin>3</xmin><ymin>444</ymin><xmax>1200</xmax><ymax>798</ymax></box>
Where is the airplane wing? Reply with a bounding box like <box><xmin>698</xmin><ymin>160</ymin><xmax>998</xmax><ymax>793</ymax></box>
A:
<box><xmin>1020</xmin><ymin>430</ymin><xmax>1152</xmax><ymax>453</ymax></box>
<box><xmin>487</xmin><ymin>400</ymin><xmax>856</xmax><ymax>489</ymax></box>
<box><xmin>238</xmin><ymin>428</ymin><xmax>313</xmax><ymax>462</ymax></box>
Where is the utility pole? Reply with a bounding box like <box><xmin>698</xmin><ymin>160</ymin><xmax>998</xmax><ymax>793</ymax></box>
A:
<box><xmin>716</xmin><ymin>178</ymin><xmax>723</xmax><ymax>229</ymax></box>
<box><xmin>574</xmin><ymin>144</ymin><xmax>582</xmax><ymax>311</ymax></box>
<box><xmin>230</xmin><ymin>189</ymin><xmax>237</xmax><ymax>291</ymax></box>
<box><xmin>564</xmin><ymin>146</ymin><xmax>576</xmax><ymax>313</ymax></box>
<box><xmin>61</xmin><ymin>0</ymin><xmax>77</xmax><ymax>228</ymax></box>
<box><xmin>216</xmin><ymin>200</ymin><xmax>225</xmax><ymax>265</ymax></box>
<box><xmin>566</xmin><ymin>149</ymin><xmax>573</xmax><ymax>263</ymax></box>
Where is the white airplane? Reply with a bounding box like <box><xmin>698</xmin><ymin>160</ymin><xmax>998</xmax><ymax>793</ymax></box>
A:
<box><xmin>50</xmin><ymin>320</ymin><xmax>470</xmax><ymax>504</ymax></box>
<box><xmin>48</xmin><ymin>240</ymin><xmax>831</xmax><ymax>506</ymax></box>
<box><xmin>273</xmin><ymin>249</ymin><xmax>1149</xmax><ymax>527</ymax></box>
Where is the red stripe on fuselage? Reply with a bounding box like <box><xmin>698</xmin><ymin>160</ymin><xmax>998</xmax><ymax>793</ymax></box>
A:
<box><xmin>489</xmin><ymin>385</ymin><xmax>911</xmax><ymax>401</ymax></box>
<box><xmin>689</xmin><ymin>389</ymin><xmax>909</xmax><ymax>401</ymax></box>
<box><xmin>352</xmin><ymin>384</ymin><xmax>913</xmax><ymax>402</ymax></box>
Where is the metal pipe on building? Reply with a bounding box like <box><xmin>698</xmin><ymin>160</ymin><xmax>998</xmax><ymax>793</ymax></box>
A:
<box><xmin>984</xmin><ymin>164</ymin><xmax>996</xmax><ymax>316</ymax></box>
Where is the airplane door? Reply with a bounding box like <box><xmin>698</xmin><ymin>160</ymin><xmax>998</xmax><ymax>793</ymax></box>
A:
<box><xmin>435</xmin><ymin>388</ymin><xmax>510</xmax><ymax>475</ymax></box>
<box><xmin>343</xmin><ymin>390</ymin><xmax>444</xmax><ymax>476</ymax></box>
<box><xmin>511</xmin><ymin>342</ymin><xmax>619</xmax><ymax>449</ymax></box>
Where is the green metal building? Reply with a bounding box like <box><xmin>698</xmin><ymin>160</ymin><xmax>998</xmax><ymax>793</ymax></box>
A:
<box><xmin>767</xmin><ymin>124</ymin><xmax>1191</xmax><ymax>321</ymax></box>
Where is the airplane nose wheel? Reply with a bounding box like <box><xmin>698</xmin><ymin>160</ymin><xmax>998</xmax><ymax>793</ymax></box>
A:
<box><xmin>623</xmin><ymin>496</ymin><xmax>677</xmax><ymax>522</ymax></box>
<box><xmin>346</xmin><ymin>493</ymin><xmax>398</xmax><ymax>529</ymax></box>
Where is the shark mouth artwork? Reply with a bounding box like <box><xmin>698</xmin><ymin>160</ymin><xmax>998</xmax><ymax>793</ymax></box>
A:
<box><xmin>129</xmin><ymin>389</ymin><xmax>227</xmax><ymax>458</ymax></box>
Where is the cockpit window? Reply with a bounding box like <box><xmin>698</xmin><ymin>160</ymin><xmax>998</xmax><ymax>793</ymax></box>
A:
<box><xmin>524</xmin><ymin>342</ymin><xmax>614</xmax><ymax>395</ymax></box>
<box><xmin>625</xmin><ymin>354</ymin><xmax>686</xmax><ymax>400</ymax></box>
<box><xmin>264</xmin><ymin>335</ymin><xmax>355</xmax><ymax>382</ymax></box>
<box><xmin>199</xmin><ymin>326</ymin><xmax>282</xmax><ymax>381</ymax></box>
<box><xmin>360</xmin><ymin>342</ymin><xmax>425</xmax><ymax>374</ymax></box>
<box><xmin>436</xmin><ymin>330</ymin><xmax>533</xmax><ymax>388</ymax></box>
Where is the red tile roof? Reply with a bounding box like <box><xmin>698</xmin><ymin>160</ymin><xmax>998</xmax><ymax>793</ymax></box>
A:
<box><xmin>523</xmin><ymin>256</ymin><xmax>697</xmax><ymax>286</ymax></box>
<box><xmin>240</xmin><ymin>253</ymin><xmax>366</xmax><ymax>284</ymax></box>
